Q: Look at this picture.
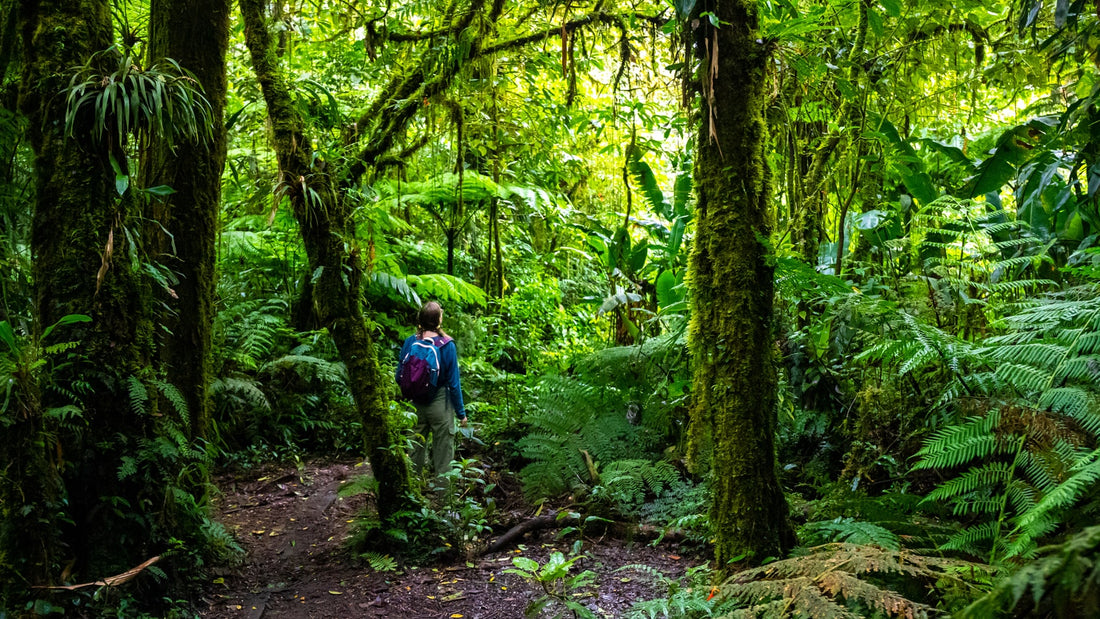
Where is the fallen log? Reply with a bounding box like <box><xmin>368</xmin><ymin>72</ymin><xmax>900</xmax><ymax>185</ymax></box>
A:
<box><xmin>482</xmin><ymin>511</ymin><xmax>692</xmax><ymax>555</ymax></box>
<box><xmin>483</xmin><ymin>511</ymin><xmax>577</xmax><ymax>554</ymax></box>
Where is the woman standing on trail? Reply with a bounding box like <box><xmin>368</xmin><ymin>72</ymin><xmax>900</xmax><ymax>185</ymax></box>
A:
<box><xmin>398</xmin><ymin>301</ymin><xmax>468</xmax><ymax>478</ymax></box>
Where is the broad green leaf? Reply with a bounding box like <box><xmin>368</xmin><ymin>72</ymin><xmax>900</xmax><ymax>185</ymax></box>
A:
<box><xmin>671</xmin><ymin>169</ymin><xmax>692</xmax><ymax>216</ymax></box>
<box><xmin>896</xmin><ymin>163</ymin><xmax>937</xmax><ymax>204</ymax></box>
<box><xmin>962</xmin><ymin>127</ymin><xmax>1035</xmax><ymax>198</ymax></box>
<box><xmin>143</xmin><ymin>185</ymin><xmax>176</xmax><ymax>197</ymax></box>
<box><xmin>627</xmin><ymin>153</ymin><xmax>669</xmax><ymax>218</ymax></box>
<box><xmin>41</xmin><ymin>314</ymin><xmax>92</xmax><ymax>341</ymax></box>
<box><xmin>628</xmin><ymin>239</ymin><xmax>648</xmax><ymax>274</ymax></box>
<box><xmin>510</xmin><ymin>556</ymin><xmax>538</xmax><ymax>573</ymax></box>
<box><xmin>962</xmin><ymin>151</ymin><xmax>1017</xmax><ymax>199</ymax></box>
<box><xmin>656</xmin><ymin>270</ymin><xmax>684</xmax><ymax>308</ymax></box>
<box><xmin>667</xmin><ymin>217</ymin><xmax>687</xmax><ymax>261</ymax></box>
<box><xmin>599</xmin><ymin>290</ymin><xmax>641</xmax><ymax>313</ymax></box>
<box><xmin>854</xmin><ymin>210</ymin><xmax>889</xmax><ymax>230</ymax></box>
<box><xmin>0</xmin><ymin>321</ymin><xmax>16</xmax><ymax>354</ymax></box>
<box><xmin>920</xmin><ymin>139</ymin><xmax>970</xmax><ymax>165</ymax></box>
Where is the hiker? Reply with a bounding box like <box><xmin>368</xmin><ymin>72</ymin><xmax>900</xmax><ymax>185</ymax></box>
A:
<box><xmin>397</xmin><ymin>301</ymin><xmax>468</xmax><ymax>479</ymax></box>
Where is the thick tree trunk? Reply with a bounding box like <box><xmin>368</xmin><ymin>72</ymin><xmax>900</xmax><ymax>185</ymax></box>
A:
<box><xmin>685</xmin><ymin>0</ymin><xmax>795</xmax><ymax>576</ymax></box>
<box><xmin>18</xmin><ymin>0</ymin><xmax>161</xmax><ymax>583</ymax></box>
<box><xmin>239</xmin><ymin>0</ymin><xmax>417</xmax><ymax>520</ymax></box>
<box><xmin>143</xmin><ymin>0</ymin><xmax>230</xmax><ymax>442</ymax></box>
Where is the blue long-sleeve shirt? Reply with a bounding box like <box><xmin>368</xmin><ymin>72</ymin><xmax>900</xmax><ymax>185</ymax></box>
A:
<box><xmin>398</xmin><ymin>334</ymin><xmax>467</xmax><ymax>419</ymax></box>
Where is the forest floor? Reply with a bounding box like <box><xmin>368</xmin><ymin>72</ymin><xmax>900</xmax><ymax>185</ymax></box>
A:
<box><xmin>199</xmin><ymin>459</ymin><xmax>705</xmax><ymax>618</ymax></box>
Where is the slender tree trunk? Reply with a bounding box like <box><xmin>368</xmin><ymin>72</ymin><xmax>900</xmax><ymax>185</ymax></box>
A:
<box><xmin>793</xmin><ymin>0</ymin><xmax>869</xmax><ymax>268</ymax></box>
<box><xmin>685</xmin><ymin>0</ymin><xmax>795</xmax><ymax>576</ymax></box>
<box><xmin>239</xmin><ymin>0</ymin><xmax>416</xmax><ymax>520</ymax></box>
<box><xmin>446</xmin><ymin>228</ymin><xmax>456</xmax><ymax>275</ymax></box>
<box><xmin>144</xmin><ymin>0</ymin><xmax>230</xmax><ymax>443</ymax></box>
<box><xmin>19</xmin><ymin>0</ymin><xmax>162</xmax><ymax>582</ymax></box>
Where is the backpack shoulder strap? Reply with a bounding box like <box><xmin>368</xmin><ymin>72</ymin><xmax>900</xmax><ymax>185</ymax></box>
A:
<box><xmin>433</xmin><ymin>336</ymin><xmax>453</xmax><ymax>348</ymax></box>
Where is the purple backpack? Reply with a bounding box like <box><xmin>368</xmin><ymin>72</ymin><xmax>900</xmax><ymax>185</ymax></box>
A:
<box><xmin>397</xmin><ymin>335</ymin><xmax>452</xmax><ymax>404</ymax></box>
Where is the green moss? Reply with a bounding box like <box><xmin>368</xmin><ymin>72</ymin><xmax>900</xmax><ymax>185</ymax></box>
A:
<box><xmin>685</xmin><ymin>0</ymin><xmax>794</xmax><ymax>576</ymax></box>
<box><xmin>144</xmin><ymin>0</ymin><xmax>231</xmax><ymax>442</ymax></box>
<box><xmin>240</xmin><ymin>0</ymin><xmax>417</xmax><ymax>521</ymax></box>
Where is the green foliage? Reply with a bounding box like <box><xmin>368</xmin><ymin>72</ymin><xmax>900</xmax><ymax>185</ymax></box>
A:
<box><xmin>590</xmin><ymin>459</ymin><xmax>679</xmax><ymax>519</ymax></box>
<box><xmin>0</xmin><ymin>316</ymin><xmax>88</xmax><ymax>604</ymax></box>
<box><xmin>865</xmin><ymin>276</ymin><xmax>1100</xmax><ymax>561</ymax></box>
<box><xmin>912</xmin><ymin>197</ymin><xmax>1056</xmax><ymax>314</ymax></box>
<box><xmin>407</xmin><ymin>273</ymin><xmax>487</xmax><ymax>308</ymax></box>
<box><xmin>504</xmin><ymin>551</ymin><xmax>597</xmax><ymax>619</ymax></box>
<box><xmin>64</xmin><ymin>46</ymin><xmax>213</xmax><ymax>151</ymax></box>
<box><xmin>209</xmin><ymin>296</ymin><xmax>360</xmax><ymax>460</ymax></box>
<box><xmin>623</xmin><ymin>564</ymin><xmax>728</xmax><ymax>619</ymax></box>
<box><xmin>960</xmin><ymin>524</ymin><xmax>1100</xmax><ymax>618</ymax></box>
<box><xmin>360</xmin><ymin>551</ymin><xmax>399</xmax><ymax>573</ymax></box>
<box><xmin>716</xmin><ymin>544</ymin><xmax>990</xmax><ymax>618</ymax></box>
<box><xmin>515</xmin><ymin>325</ymin><xmax>689</xmax><ymax>513</ymax></box>
<box><xmin>430</xmin><ymin>458</ymin><xmax>497</xmax><ymax>556</ymax></box>
<box><xmin>800</xmin><ymin>518</ymin><xmax>902</xmax><ymax>551</ymax></box>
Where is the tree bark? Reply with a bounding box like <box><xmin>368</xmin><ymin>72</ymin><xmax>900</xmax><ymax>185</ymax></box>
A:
<box><xmin>239</xmin><ymin>0</ymin><xmax>417</xmax><ymax>521</ymax></box>
<box><xmin>685</xmin><ymin>0</ymin><xmax>795</xmax><ymax>576</ymax></box>
<box><xmin>18</xmin><ymin>0</ymin><xmax>161</xmax><ymax>583</ymax></box>
<box><xmin>143</xmin><ymin>0</ymin><xmax>230</xmax><ymax>443</ymax></box>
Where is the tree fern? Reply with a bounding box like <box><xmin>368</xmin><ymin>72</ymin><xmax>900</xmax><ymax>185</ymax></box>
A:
<box><xmin>868</xmin><ymin>281</ymin><xmax>1100</xmax><ymax>561</ymax></box>
<box><xmin>959</xmin><ymin>524</ymin><xmax>1100</xmax><ymax>618</ymax></box>
<box><xmin>715</xmin><ymin>544</ymin><xmax>987</xmax><ymax>619</ymax></box>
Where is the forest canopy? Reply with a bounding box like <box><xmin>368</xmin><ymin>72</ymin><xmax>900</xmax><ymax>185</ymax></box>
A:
<box><xmin>2</xmin><ymin>0</ymin><xmax>1100</xmax><ymax>616</ymax></box>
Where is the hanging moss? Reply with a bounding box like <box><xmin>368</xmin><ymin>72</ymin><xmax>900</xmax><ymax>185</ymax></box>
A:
<box><xmin>685</xmin><ymin>0</ymin><xmax>796</xmax><ymax>577</ymax></box>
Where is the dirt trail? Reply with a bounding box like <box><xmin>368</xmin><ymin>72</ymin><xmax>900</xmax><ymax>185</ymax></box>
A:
<box><xmin>200</xmin><ymin>461</ymin><xmax>702</xmax><ymax>618</ymax></box>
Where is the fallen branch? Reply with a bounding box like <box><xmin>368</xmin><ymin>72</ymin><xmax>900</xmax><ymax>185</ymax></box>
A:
<box><xmin>32</xmin><ymin>555</ymin><xmax>161</xmax><ymax>590</ymax></box>
<box><xmin>483</xmin><ymin>512</ymin><xmax>577</xmax><ymax>555</ymax></box>
<box><xmin>482</xmin><ymin>511</ymin><xmax>694</xmax><ymax>555</ymax></box>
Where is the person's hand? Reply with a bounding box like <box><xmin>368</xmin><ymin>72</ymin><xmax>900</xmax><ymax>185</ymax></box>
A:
<box><xmin>460</xmin><ymin>417</ymin><xmax>468</xmax><ymax>427</ymax></box>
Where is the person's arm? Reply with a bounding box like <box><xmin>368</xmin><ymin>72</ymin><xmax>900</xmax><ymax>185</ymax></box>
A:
<box><xmin>440</xmin><ymin>341</ymin><xmax>466</xmax><ymax>420</ymax></box>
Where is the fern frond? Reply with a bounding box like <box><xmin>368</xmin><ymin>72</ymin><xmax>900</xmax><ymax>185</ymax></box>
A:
<box><xmin>1015</xmin><ymin>448</ymin><xmax>1100</xmax><ymax>533</ymax></box>
<box><xmin>127</xmin><ymin>375</ymin><xmax>149</xmax><ymax>417</ymax></box>
<box><xmin>923</xmin><ymin>461</ymin><xmax>1015</xmax><ymax>504</ymax></box>
<box><xmin>960</xmin><ymin>525</ymin><xmax>1100</xmax><ymax>618</ymax></box>
<box><xmin>912</xmin><ymin>411</ymin><xmax>1006</xmax><ymax>470</ymax></box>
<box><xmin>155</xmin><ymin>380</ymin><xmax>190</xmax><ymax>424</ymax></box>
<box><xmin>210</xmin><ymin>377</ymin><xmax>270</xmax><ymax>410</ymax></box>
<box><xmin>800</xmin><ymin>519</ymin><xmax>901</xmax><ymax>550</ymax></box>
<box><xmin>993</xmin><ymin>362</ymin><xmax>1052</xmax><ymax>395</ymax></box>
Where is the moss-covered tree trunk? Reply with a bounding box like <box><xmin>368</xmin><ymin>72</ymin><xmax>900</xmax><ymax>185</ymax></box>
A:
<box><xmin>142</xmin><ymin>0</ymin><xmax>230</xmax><ymax>442</ymax></box>
<box><xmin>685</xmin><ymin>0</ymin><xmax>795</xmax><ymax>576</ymax></box>
<box><xmin>18</xmin><ymin>0</ymin><xmax>164</xmax><ymax>584</ymax></box>
<box><xmin>239</xmin><ymin>0</ymin><xmax>417</xmax><ymax>520</ymax></box>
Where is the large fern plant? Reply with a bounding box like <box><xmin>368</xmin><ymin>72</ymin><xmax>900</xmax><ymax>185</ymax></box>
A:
<box><xmin>715</xmin><ymin>543</ymin><xmax>989</xmax><ymax>618</ymax></box>
<box><xmin>516</xmin><ymin>330</ymin><xmax>690</xmax><ymax>509</ymax></box>
<box><xmin>862</xmin><ymin>281</ymin><xmax>1100</xmax><ymax>562</ymax></box>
